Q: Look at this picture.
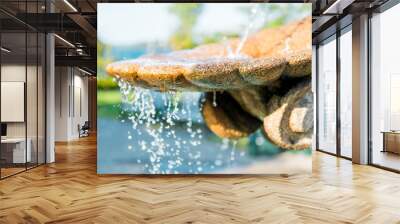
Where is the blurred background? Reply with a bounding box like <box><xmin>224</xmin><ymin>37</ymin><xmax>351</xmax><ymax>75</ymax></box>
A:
<box><xmin>97</xmin><ymin>3</ymin><xmax>311</xmax><ymax>174</ymax></box>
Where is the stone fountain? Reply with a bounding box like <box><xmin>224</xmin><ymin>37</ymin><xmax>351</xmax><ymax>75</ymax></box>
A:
<box><xmin>106</xmin><ymin>16</ymin><xmax>312</xmax><ymax>150</ymax></box>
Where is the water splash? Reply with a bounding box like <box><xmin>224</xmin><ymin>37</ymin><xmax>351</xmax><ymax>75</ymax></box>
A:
<box><xmin>234</xmin><ymin>5</ymin><xmax>264</xmax><ymax>56</ymax></box>
<box><xmin>212</xmin><ymin>91</ymin><xmax>217</xmax><ymax>107</ymax></box>
<box><xmin>223</xmin><ymin>37</ymin><xmax>235</xmax><ymax>58</ymax></box>
<box><xmin>281</xmin><ymin>38</ymin><xmax>292</xmax><ymax>54</ymax></box>
<box><xmin>116</xmin><ymin>78</ymin><xmax>248</xmax><ymax>174</ymax></box>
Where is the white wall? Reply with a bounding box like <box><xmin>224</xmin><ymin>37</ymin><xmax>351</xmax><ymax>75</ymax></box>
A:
<box><xmin>1</xmin><ymin>65</ymin><xmax>38</xmax><ymax>138</ymax></box>
<box><xmin>1</xmin><ymin>82</ymin><xmax>25</xmax><ymax>122</ymax></box>
<box><xmin>55</xmin><ymin>67</ymin><xmax>89</xmax><ymax>141</ymax></box>
<box><xmin>55</xmin><ymin>66</ymin><xmax>69</xmax><ymax>141</ymax></box>
<box><xmin>1</xmin><ymin>63</ymin><xmax>46</xmax><ymax>164</ymax></box>
<box><xmin>72</xmin><ymin>73</ymin><xmax>89</xmax><ymax>138</ymax></box>
<box><xmin>1</xmin><ymin>65</ymin><xmax>26</xmax><ymax>139</ymax></box>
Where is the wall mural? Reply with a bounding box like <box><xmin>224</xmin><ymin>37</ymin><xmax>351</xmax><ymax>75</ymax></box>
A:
<box><xmin>97</xmin><ymin>3</ymin><xmax>312</xmax><ymax>174</ymax></box>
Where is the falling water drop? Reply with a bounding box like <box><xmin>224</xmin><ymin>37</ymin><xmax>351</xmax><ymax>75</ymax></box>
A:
<box><xmin>212</xmin><ymin>91</ymin><xmax>217</xmax><ymax>107</ymax></box>
<box><xmin>230</xmin><ymin>140</ymin><xmax>238</xmax><ymax>162</ymax></box>
<box><xmin>234</xmin><ymin>5</ymin><xmax>260</xmax><ymax>56</ymax></box>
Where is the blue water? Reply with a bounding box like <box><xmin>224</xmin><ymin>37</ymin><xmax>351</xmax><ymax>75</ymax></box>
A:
<box><xmin>98</xmin><ymin>118</ymin><xmax>257</xmax><ymax>174</ymax></box>
<box><xmin>107</xmin><ymin>45</ymin><xmax>171</xmax><ymax>61</ymax></box>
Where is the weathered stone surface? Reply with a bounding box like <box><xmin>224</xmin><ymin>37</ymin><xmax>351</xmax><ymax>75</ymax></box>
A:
<box><xmin>284</xmin><ymin>50</ymin><xmax>312</xmax><ymax>78</ymax></box>
<box><xmin>263</xmin><ymin>81</ymin><xmax>313</xmax><ymax>150</ymax></box>
<box><xmin>228</xmin><ymin>87</ymin><xmax>270</xmax><ymax>120</ymax></box>
<box><xmin>238</xmin><ymin>57</ymin><xmax>287</xmax><ymax>85</ymax></box>
<box><xmin>200</xmin><ymin>92</ymin><xmax>261</xmax><ymax>139</ymax></box>
<box><xmin>289</xmin><ymin>91</ymin><xmax>313</xmax><ymax>133</ymax></box>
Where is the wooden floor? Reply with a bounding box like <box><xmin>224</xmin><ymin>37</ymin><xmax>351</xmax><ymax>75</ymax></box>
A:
<box><xmin>0</xmin><ymin>167</ymin><xmax>26</xmax><ymax>178</ymax></box>
<box><xmin>1</xmin><ymin>135</ymin><xmax>400</xmax><ymax>224</ymax></box>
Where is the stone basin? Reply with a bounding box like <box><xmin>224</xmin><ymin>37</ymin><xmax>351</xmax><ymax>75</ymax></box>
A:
<box><xmin>106</xmin><ymin>16</ymin><xmax>313</xmax><ymax>150</ymax></box>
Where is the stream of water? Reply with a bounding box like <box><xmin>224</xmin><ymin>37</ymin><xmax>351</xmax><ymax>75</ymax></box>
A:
<box><xmin>111</xmin><ymin>78</ymin><xmax>253</xmax><ymax>174</ymax></box>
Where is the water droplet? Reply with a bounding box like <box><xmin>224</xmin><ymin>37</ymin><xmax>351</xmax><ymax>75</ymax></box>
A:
<box><xmin>256</xmin><ymin>136</ymin><xmax>264</xmax><ymax>146</ymax></box>
<box><xmin>212</xmin><ymin>91</ymin><xmax>217</xmax><ymax>107</ymax></box>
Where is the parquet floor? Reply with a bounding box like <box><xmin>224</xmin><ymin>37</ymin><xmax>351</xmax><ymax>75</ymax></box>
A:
<box><xmin>1</xmin><ymin>135</ymin><xmax>400</xmax><ymax>224</ymax></box>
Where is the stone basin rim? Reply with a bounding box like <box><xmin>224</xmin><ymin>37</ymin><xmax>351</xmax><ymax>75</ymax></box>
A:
<box><xmin>106</xmin><ymin>50</ymin><xmax>311</xmax><ymax>92</ymax></box>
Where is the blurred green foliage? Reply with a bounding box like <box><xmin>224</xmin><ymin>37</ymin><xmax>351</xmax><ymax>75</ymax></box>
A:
<box><xmin>239</xmin><ymin>4</ymin><xmax>311</xmax><ymax>29</ymax></box>
<box><xmin>97</xmin><ymin>39</ymin><xmax>118</xmax><ymax>90</ymax></box>
<box><xmin>264</xmin><ymin>4</ymin><xmax>310</xmax><ymax>28</ymax></box>
<box><xmin>98</xmin><ymin>104</ymin><xmax>122</xmax><ymax>119</ymax></box>
<box><xmin>201</xmin><ymin>32</ymin><xmax>239</xmax><ymax>45</ymax></box>
<box><xmin>98</xmin><ymin>89</ymin><xmax>122</xmax><ymax>118</ymax></box>
<box><xmin>98</xmin><ymin>89</ymin><xmax>121</xmax><ymax>105</ymax></box>
<box><xmin>97</xmin><ymin>41</ymin><xmax>113</xmax><ymax>78</ymax></box>
<box><xmin>98</xmin><ymin>77</ymin><xmax>118</xmax><ymax>90</ymax></box>
<box><xmin>168</xmin><ymin>3</ymin><xmax>203</xmax><ymax>50</ymax></box>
